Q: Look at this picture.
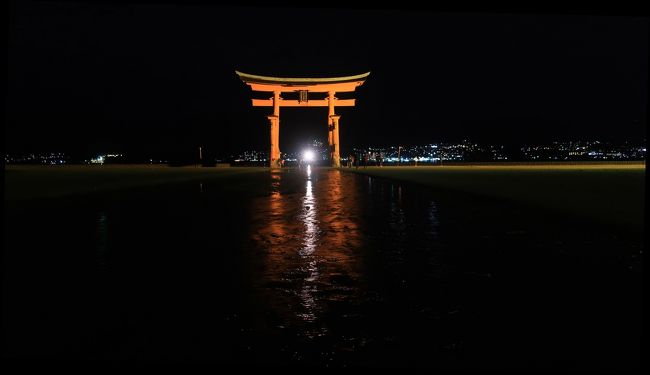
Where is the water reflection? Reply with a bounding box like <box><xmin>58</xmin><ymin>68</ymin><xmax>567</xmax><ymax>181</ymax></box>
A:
<box><xmin>95</xmin><ymin>211</ymin><xmax>108</xmax><ymax>270</ymax></box>
<box><xmin>264</xmin><ymin>171</ymin><xmax>288</xmax><ymax>245</ymax></box>
<box><xmin>271</xmin><ymin>171</ymin><xmax>281</xmax><ymax>196</ymax></box>
<box><xmin>250</xmin><ymin>168</ymin><xmax>364</xmax><ymax>338</ymax></box>
<box><xmin>389</xmin><ymin>184</ymin><xmax>406</xmax><ymax>234</ymax></box>
<box><xmin>428</xmin><ymin>201</ymin><xmax>439</xmax><ymax>238</ymax></box>
<box><xmin>298</xmin><ymin>178</ymin><xmax>319</xmax><ymax>322</ymax></box>
<box><xmin>321</xmin><ymin>170</ymin><xmax>361</xmax><ymax>251</ymax></box>
<box><xmin>4</xmin><ymin>163</ymin><xmax>642</xmax><ymax>368</ymax></box>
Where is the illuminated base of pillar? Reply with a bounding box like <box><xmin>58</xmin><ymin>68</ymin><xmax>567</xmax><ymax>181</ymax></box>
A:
<box><xmin>331</xmin><ymin>156</ymin><xmax>341</xmax><ymax>168</ymax></box>
<box><xmin>270</xmin><ymin>159</ymin><xmax>282</xmax><ymax>169</ymax></box>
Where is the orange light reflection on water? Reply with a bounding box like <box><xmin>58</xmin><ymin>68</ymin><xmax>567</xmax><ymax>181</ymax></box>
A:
<box><xmin>251</xmin><ymin>169</ymin><xmax>365</xmax><ymax>336</ymax></box>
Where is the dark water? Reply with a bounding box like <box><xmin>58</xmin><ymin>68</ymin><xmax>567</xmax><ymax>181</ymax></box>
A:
<box><xmin>3</xmin><ymin>168</ymin><xmax>642</xmax><ymax>370</ymax></box>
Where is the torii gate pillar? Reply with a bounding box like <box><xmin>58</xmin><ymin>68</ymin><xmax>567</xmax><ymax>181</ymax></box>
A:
<box><xmin>327</xmin><ymin>91</ymin><xmax>341</xmax><ymax>167</ymax></box>
<box><xmin>330</xmin><ymin>114</ymin><xmax>341</xmax><ymax>168</ymax></box>
<box><xmin>268</xmin><ymin>90</ymin><xmax>281</xmax><ymax>169</ymax></box>
<box><xmin>267</xmin><ymin>115</ymin><xmax>280</xmax><ymax>168</ymax></box>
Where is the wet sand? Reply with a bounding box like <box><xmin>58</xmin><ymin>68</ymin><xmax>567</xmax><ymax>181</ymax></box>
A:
<box><xmin>2</xmin><ymin>167</ymin><xmax>642</xmax><ymax>370</ymax></box>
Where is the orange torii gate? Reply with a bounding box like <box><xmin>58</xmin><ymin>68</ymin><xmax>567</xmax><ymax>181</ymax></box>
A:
<box><xmin>236</xmin><ymin>71</ymin><xmax>370</xmax><ymax>168</ymax></box>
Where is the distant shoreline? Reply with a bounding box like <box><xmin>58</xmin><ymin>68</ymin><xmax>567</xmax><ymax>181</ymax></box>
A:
<box><xmin>404</xmin><ymin>160</ymin><xmax>645</xmax><ymax>166</ymax></box>
<box><xmin>4</xmin><ymin>160</ymin><xmax>645</xmax><ymax>169</ymax></box>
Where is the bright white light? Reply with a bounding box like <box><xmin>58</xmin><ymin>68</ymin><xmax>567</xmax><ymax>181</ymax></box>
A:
<box><xmin>303</xmin><ymin>149</ymin><xmax>315</xmax><ymax>162</ymax></box>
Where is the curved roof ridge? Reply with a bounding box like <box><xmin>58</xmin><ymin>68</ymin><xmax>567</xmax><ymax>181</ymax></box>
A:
<box><xmin>235</xmin><ymin>71</ymin><xmax>370</xmax><ymax>84</ymax></box>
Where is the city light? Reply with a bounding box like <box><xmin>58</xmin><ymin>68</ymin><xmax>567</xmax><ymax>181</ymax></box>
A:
<box><xmin>303</xmin><ymin>149</ymin><xmax>315</xmax><ymax>162</ymax></box>
<box><xmin>9</xmin><ymin>139</ymin><xmax>633</xmax><ymax>167</ymax></box>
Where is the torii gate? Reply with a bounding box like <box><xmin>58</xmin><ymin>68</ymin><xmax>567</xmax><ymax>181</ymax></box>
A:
<box><xmin>236</xmin><ymin>71</ymin><xmax>370</xmax><ymax>168</ymax></box>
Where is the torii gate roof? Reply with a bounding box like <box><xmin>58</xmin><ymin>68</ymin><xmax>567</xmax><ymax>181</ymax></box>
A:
<box><xmin>235</xmin><ymin>71</ymin><xmax>370</xmax><ymax>92</ymax></box>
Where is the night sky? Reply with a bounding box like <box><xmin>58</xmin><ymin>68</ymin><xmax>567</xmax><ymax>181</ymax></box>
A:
<box><xmin>7</xmin><ymin>1</ymin><xmax>648</xmax><ymax>161</ymax></box>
